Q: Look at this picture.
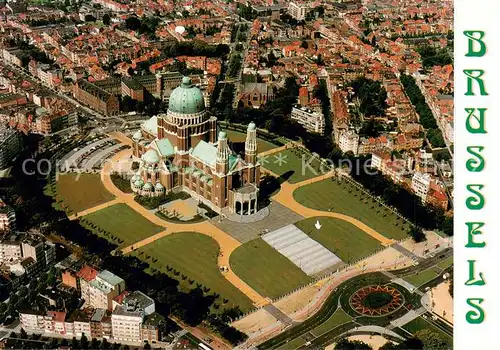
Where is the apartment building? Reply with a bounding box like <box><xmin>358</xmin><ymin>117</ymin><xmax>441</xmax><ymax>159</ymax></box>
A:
<box><xmin>77</xmin><ymin>265</ymin><xmax>99</xmax><ymax>305</ymax></box>
<box><xmin>288</xmin><ymin>2</ymin><xmax>309</xmax><ymax>21</ymax></box>
<box><xmin>0</xmin><ymin>127</ymin><xmax>23</xmax><ymax>172</ymax></box>
<box><xmin>291</xmin><ymin>105</ymin><xmax>325</xmax><ymax>135</ymax></box>
<box><xmin>0</xmin><ymin>200</ymin><xmax>17</xmax><ymax>237</ymax></box>
<box><xmin>411</xmin><ymin>171</ymin><xmax>432</xmax><ymax>202</ymax></box>
<box><xmin>111</xmin><ymin>291</ymin><xmax>155</xmax><ymax>343</ymax></box>
<box><xmin>338</xmin><ymin>129</ymin><xmax>360</xmax><ymax>155</ymax></box>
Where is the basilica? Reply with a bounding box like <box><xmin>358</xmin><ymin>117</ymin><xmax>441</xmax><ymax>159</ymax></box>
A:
<box><xmin>130</xmin><ymin>77</ymin><xmax>261</xmax><ymax>216</ymax></box>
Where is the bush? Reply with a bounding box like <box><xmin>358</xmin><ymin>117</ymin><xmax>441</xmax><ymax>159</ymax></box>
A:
<box><xmin>110</xmin><ymin>173</ymin><xmax>133</xmax><ymax>193</ymax></box>
<box><xmin>134</xmin><ymin>192</ymin><xmax>191</xmax><ymax>209</ymax></box>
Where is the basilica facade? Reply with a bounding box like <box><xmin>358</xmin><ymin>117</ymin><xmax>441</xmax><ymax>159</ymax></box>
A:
<box><xmin>130</xmin><ymin>77</ymin><xmax>261</xmax><ymax>215</ymax></box>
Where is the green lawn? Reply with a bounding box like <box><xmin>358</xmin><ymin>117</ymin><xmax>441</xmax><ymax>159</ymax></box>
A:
<box><xmin>311</xmin><ymin>307</ymin><xmax>352</xmax><ymax>337</ymax></box>
<box><xmin>230</xmin><ymin>239</ymin><xmax>312</xmax><ymax>299</ymax></box>
<box><xmin>437</xmin><ymin>257</ymin><xmax>453</xmax><ymax>270</ymax></box>
<box><xmin>53</xmin><ymin>173</ymin><xmax>115</xmax><ymax>214</ymax></box>
<box><xmin>295</xmin><ymin>217</ymin><xmax>383</xmax><ymax>263</ymax></box>
<box><xmin>81</xmin><ymin>203</ymin><xmax>163</xmax><ymax>247</ymax></box>
<box><xmin>225</xmin><ymin>130</ymin><xmax>278</xmax><ymax>153</ymax></box>
<box><xmin>276</xmin><ymin>337</ymin><xmax>307</xmax><ymax>350</ymax></box>
<box><xmin>131</xmin><ymin>232</ymin><xmax>253</xmax><ymax>311</ymax></box>
<box><xmin>402</xmin><ymin>316</ymin><xmax>453</xmax><ymax>344</ymax></box>
<box><xmin>404</xmin><ymin>267</ymin><xmax>441</xmax><ymax>287</ymax></box>
<box><xmin>260</xmin><ymin>148</ymin><xmax>325</xmax><ymax>184</ymax></box>
<box><xmin>294</xmin><ymin>179</ymin><xmax>411</xmax><ymax>240</ymax></box>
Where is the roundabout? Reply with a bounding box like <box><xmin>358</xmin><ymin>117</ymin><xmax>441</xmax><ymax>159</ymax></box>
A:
<box><xmin>350</xmin><ymin>285</ymin><xmax>403</xmax><ymax>316</ymax></box>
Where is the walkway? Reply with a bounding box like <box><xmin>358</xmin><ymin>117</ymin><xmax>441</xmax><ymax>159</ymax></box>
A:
<box><xmin>68</xmin><ymin>198</ymin><xmax>122</xmax><ymax>220</ymax></box>
<box><xmin>108</xmin><ymin>131</ymin><xmax>134</xmax><ymax>146</ymax></box>
<box><xmin>97</xmin><ymin>148</ymin><xmax>268</xmax><ymax>307</ymax></box>
<box><xmin>271</xmin><ymin>173</ymin><xmax>395</xmax><ymax>247</ymax></box>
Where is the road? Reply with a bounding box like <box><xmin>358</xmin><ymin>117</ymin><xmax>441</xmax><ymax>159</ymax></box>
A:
<box><xmin>257</xmin><ymin>249</ymin><xmax>453</xmax><ymax>349</ymax></box>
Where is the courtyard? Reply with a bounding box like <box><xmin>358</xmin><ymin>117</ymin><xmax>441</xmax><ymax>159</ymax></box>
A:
<box><xmin>225</xmin><ymin>129</ymin><xmax>279</xmax><ymax>153</ymax></box>
<box><xmin>293</xmin><ymin>178</ymin><xmax>411</xmax><ymax>240</ymax></box>
<box><xmin>130</xmin><ymin>232</ymin><xmax>254</xmax><ymax>311</ymax></box>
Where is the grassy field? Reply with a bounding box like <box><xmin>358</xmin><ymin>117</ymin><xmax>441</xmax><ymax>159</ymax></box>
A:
<box><xmin>294</xmin><ymin>179</ymin><xmax>411</xmax><ymax>240</ymax></box>
<box><xmin>82</xmin><ymin>203</ymin><xmax>163</xmax><ymax>247</ymax></box>
<box><xmin>260</xmin><ymin>148</ymin><xmax>325</xmax><ymax>184</ymax></box>
<box><xmin>436</xmin><ymin>257</ymin><xmax>453</xmax><ymax>270</ymax></box>
<box><xmin>53</xmin><ymin>173</ymin><xmax>115</xmax><ymax>213</ymax></box>
<box><xmin>295</xmin><ymin>217</ymin><xmax>383</xmax><ymax>264</ymax></box>
<box><xmin>225</xmin><ymin>130</ymin><xmax>279</xmax><ymax>153</ymax></box>
<box><xmin>310</xmin><ymin>308</ymin><xmax>352</xmax><ymax>337</ymax></box>
<box><xmin>230</xmin><ymin>239</ymin><xmax>312</xmax><ymax>299</ymax></box>
<box><xmin>404</xmin><ymin>267</ymin><xmax>442</xmax><ymax>287</ymax></box>
<box><xmin>402</xmin><ymin>316</ymin><xmax>453</xmax><ymax>344</ymax></box>
<box><xmin>131</xmin><ymin>232</ymin><xmax>253</xmax><ymax>311</ymax></box>
<box><xmin>276</xmin><ymin>337</ymin><xmax>307</xmax><ymax>350</ymax></box>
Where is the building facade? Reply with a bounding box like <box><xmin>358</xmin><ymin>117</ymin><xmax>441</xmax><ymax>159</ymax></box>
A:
<box><xmin>131</xmin><ymin>77</ymin><xmax>261</xmax><ymax>216</ymax></box>
<box><xmin>291</xmin><ymin>105</ymin><xmax>325</xmax><ymax>135</ymax></box>
<box><xmin>0</xmin><ymin>127</ymin><xmax>23</xmax><ymax>172</ymax></box>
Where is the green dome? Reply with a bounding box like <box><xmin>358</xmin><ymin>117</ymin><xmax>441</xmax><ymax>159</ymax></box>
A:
<box><xmin>155</xmin><ymin>182</ymin><xmax>164</xmax><ymax>190</ymax></box>
<box><xmin>248</xmin><ymin>122</ymin><xmax>256</xmax><ymax>131</ymax></box>
<box><xmin>142</xmin><ymin>149</ymin><xmax>160</xmax><ymax>164</ymax></box>
<box><xmin>168</xmin><ymin>77</ymin><xmax>205</xmax><ymax>114</ymax></box>
<box><xmin>143</xmin><ymin>182</ymin><xmax>153</xmax><ymax>190</ymax></box>
<box><xmin>131</xmin><ymin>174</ymin><xmax>140</xmax><ymax>182</ymax></box>
<box><xmin>218</xmin><ymin>131</ymin><xmax>227</xmax><ymax>140</ymax></box>
<box><xmin>134</xmin><ymin>179</ymin><xmax>144</xmax><ymax>187</ymax></box>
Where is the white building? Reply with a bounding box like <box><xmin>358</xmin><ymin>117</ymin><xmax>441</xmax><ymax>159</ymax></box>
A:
<box><xmin>411</xmin><ymin>172</ymin><xmax>432</xmax><ymax>202</ymax></box>
<box><xmin>111</xmin><ymin>291</ymin><xmax>156</xmax><ymax>343</ymax></box>
<box><xmin>288</xmin><ymin>2</ymin><xmax>309</xmax><ymax>21</ymax></box>
<box><xmin>87</xmin><ymin>270</ymin><xmax>126</xmax><ymax>310</ymax></box>
<box><xmin>338</xmin><ymin>129</ymin><xmax>359</xmax><ymax>155</ymax></box>
<box><xmin>291</xmin><ymin>105</ymin><xmax>325</xmax><ymax>135</ymax></box>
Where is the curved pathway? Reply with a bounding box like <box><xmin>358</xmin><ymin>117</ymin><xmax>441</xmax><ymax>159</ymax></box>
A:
<box><xmin>271</xmin><ymin>172</ymin><xmax>395</xmax><ymax>247</ymax></box>
<box><xmin>97</xmin><ymin>148</ymin><xmax>268</xmax><ymax>307</ymax></box>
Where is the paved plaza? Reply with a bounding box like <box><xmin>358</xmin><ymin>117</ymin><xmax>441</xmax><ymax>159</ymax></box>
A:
<box><xmin>212</xmin><ymin>201</ymin><xmax>303</xmax><ymax>243</ymax></box>
<box><xmin>262</xmin><ymin>224</ymin><xmax>342</xmax><ymax>276</ymax></box>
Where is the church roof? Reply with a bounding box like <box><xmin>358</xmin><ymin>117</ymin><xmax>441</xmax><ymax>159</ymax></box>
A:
<box><xmin>168</xmin><ymin>77</ymin><xmax>205</xmax><ymax>115</ymax></box>
<box><xmin>191</xmin><ymin>140</ymin><xmax>217</xmax><ymax>168</ymax></box>
<box><xmin>142</xmin><ymin>149</ymin><xmax>160</xmax><ymax>164</ymax></box>
<box><xmin>151</xmin><ymin>138</ymin><xmax>174</xmax><ymax>157</ymax></box>
<box><xmin>142</xmin><ymin>115</ymin><xmax>158</xmax><ymax>136</ymax></box>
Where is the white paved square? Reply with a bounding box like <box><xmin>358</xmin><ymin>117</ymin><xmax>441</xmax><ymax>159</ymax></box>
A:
<box><xmin>262</xmin><ymin>224</ymin><xmax>341</xmax><ymax>275</ymax></box>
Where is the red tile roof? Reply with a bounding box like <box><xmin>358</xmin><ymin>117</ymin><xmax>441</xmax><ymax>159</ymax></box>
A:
<box><xmin>77</xmin><ymin>265</ymin><xmax>98</xmax><ymax>282</ymax></box>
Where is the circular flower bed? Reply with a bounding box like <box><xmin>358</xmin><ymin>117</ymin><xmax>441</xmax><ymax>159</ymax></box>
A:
<box><xmin>350</xmin><ymin>285</ymin><xmax>403</xmax><ymax>316</ymax></box>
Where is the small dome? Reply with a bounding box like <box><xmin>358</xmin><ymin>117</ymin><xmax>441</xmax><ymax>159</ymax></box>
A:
<box><xmin>132</xmin><ymin>130</ymin><xmax>142</xmax><ymax>140</ymax></box>
<box><xmin>131</xmin><ymin>175</ymin><xmax>139</xmax><ymax>182</ymax></box>
<box><xmin>155</xmin><ymin>182</ymin><xmax>164</xmax><ymax>190</ymax></box>
<box><xmin>248</xmin><ymin>122</ymin><xmax>256</xmax><ymax>131</ymax></box>
<box><xmin>134</xmin><ymin>179</ymin><xmax>144</xmax><ymax>187</ymax></box>
<box><xmin>143</xmin><ymin>182</ymin><xmax>153</xmax><ymax>190</ymax></box>
<box><xmin>142</xmin><ymin>149</ymin><xmax>160</xmax><ymax>164</ymax></box>
<box><xmin>218</xmin><ymin>131</ymin><xmax>227</xmax><ymax>140</ymax></box>
<box><xmin>168</xmin><ymin>77</ymin><xmax>205</xmax><ymax>115</ymax></box>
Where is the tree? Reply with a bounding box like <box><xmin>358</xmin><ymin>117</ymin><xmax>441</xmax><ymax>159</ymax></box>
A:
<box><xmin>300</xmin><ymin>40</ymin><xmax>309</xmax><ymax>49</ymax></box>
<box><xmin>380</xmin><ymin>337</ymin><xmax>423</xmax><ymax>349</ymax></box>
<box><xmin>335</xmin><ymin>338</ymin><xmax>372</xmax><ymax>350</ymax></box>
<box><xmin>414</xmin><ymin>329</ymin><xmax>449</xmax><ymax>349</ymax></box>
<box><xmin>125</xmin><ymin>17</ymin><xmax>141</xmax><ymax>31</ymax></box>
<box><xmin>20</xmin><ymin>328</ymin><xmax>28</xmax><ymax>339</ymax></box>
<box><xmin>103</xmin><ymin>14</ymin><xmax>111</xmax><ymax>25</ymax></box>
